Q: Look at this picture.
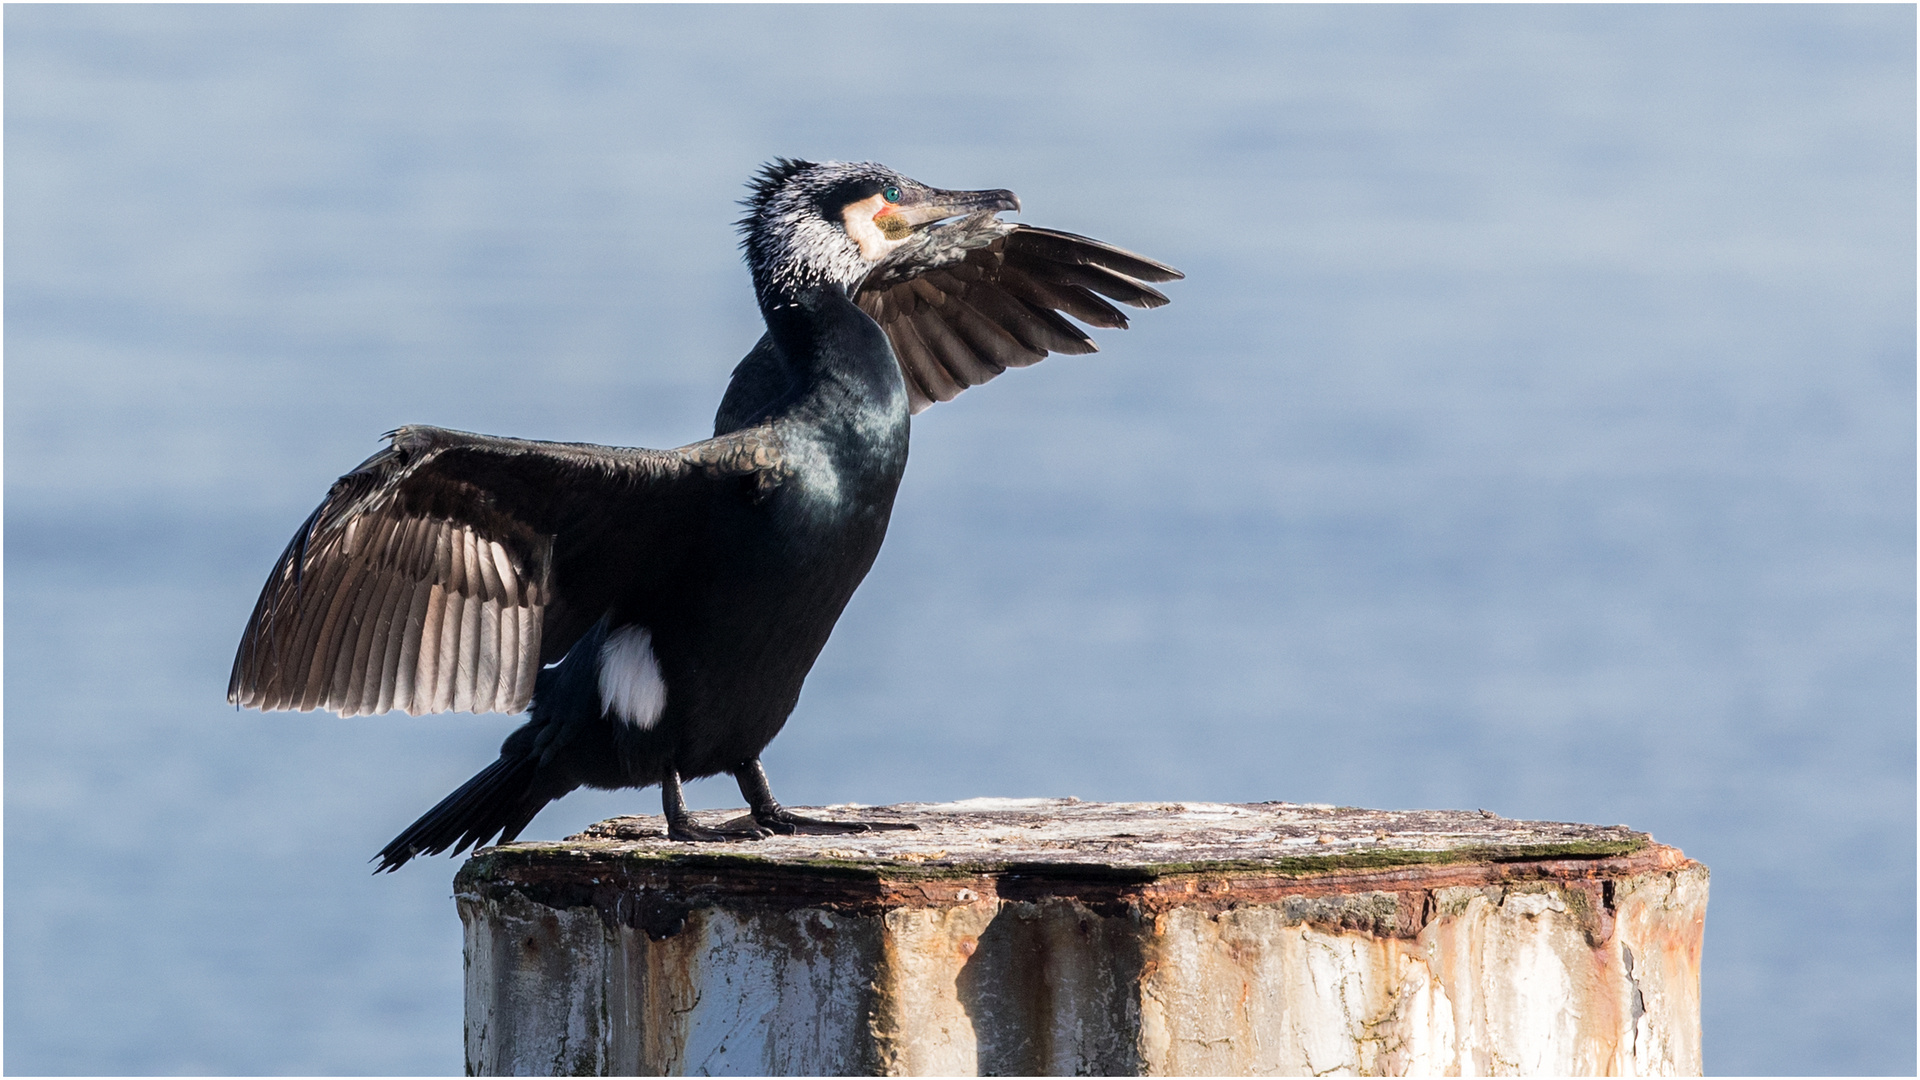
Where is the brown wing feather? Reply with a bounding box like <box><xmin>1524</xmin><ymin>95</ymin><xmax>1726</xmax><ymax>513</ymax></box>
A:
<box><xmin>991</xmin><ymin>266</ymin><xmax>1109</xmax><ymax>345</ymax></box>
<box><xmin>1002</xmin><ymin>228</ymin><xmax>1184</xmax><ymax>288</ymax></box>
<box><xmin>229</xmin><ymin>424</ymin><xmax>785</xmax><ymax>717</ymax></box>
<box><xmin>884</xmin><ymin>312</ymin><xmax>945</xmax><ymax>411</ymax></box>
<box><xmin>899</xmin><ymin>310</ymin><xmax>968</xmax><ymax>401</ymax></box>
<box><xmin>938</xmin><ymin>292</ymin><xmax>1047</xmax><ymax>371</ymax></box>
<box><xmin>911</xmin><ymin>303</ymin><xmax>1003</xmax><ymax>387</ymax></box>
<box><xmin>856</xmin><ymin>221</ymin><xmax>1181</xmax><ymax>413</ymax></box>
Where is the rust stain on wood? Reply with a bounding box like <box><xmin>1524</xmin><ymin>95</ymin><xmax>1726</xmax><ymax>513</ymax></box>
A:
<box><xmin>460</xmin><ymin>800</ymin><xmax>1706</xmax><ymax>1076</ymax></box>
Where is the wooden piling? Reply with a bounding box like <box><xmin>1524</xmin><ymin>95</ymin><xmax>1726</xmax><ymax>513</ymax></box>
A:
<box><xmin>457</xmin><ymin>798</ymin><xmax>1705</xmax><ymax>1076</ymax></box>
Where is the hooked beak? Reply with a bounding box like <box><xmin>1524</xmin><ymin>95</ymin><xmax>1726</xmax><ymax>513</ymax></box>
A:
<box><xmin>889</xmin><ymin>187</ymin><xmax>1021</xmax><ymax>229</ymax></box>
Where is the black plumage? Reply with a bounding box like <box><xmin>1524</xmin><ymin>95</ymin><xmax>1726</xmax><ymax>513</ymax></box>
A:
<box><xmin>227</xmin><ymin>159</ymin><xmax>1181</xmax><ymax>870</ymax></box>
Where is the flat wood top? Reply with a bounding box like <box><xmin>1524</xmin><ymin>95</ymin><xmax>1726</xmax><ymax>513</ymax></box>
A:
<box><xmin>481</xmin><ymin>799</ymin><xmax>1658</xmax><ymax>878</ymax></box>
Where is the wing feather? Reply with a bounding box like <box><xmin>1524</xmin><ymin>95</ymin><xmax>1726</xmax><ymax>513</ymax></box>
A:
<box><xmin>381</xmin><ymin>518</ymin><xmax>436</xmax><ymax>712</ymax></box>
<box><xmin>230</xmin><ymin>424</ymin><xmax>787</xmax><ymax>718</ymax></box>
<box><xmin>414</xmin><ymin>544</ymin><xmax>449</xmax><ymax>709</ymax></box>
<box><xmin>492</xmin><ymin>578</ymin><xmax>519</xmax><ymax>714</ymax></box>
<box><xmin>464</xmin><ymin>528</ymin><xmax>492</xmax><ymax>709</ymax></box>
<box><xmin>885</xmin><ymin>313</ymin><xmax>948</xmax><ymax>409</ymax></box>
<box><xmin>996</xmin><ymin>264</ymin><xmax>1124</xmax><ymax>334</ymax></box>
<box><xmin>367</xmin><ymin>556</ymin><xmax>409</xmax><ymax>716</ymax></box>
<box><xmin>508</xmin><ymin>605</ymin><xmax>536</xmax><ymax>709</ymax></box>
<box><xmin>1003</xmin><ymin>228</ymin><xmax>1184</xmax><ymax>287</ymax></box>
<box><xmin>443</xmin><ymin>588</ymin><xmax>468</xmax><ymax>713</ymax></box>
<box><xmin>941</xmin><ymin>293</ymin><xmax>1046</xmax><ymax>371</ymax></box>
<box><xmin>951</xmin><ymin>281</ymin><xmax>1077</xmax><ymax>357</ymax></box>
<box><xmin>488</xmin><ymin>539</ymin><xmax>520</xmax><ymax>606</ymax></box>
<box><xmin>301</xmin><ymin>551</ymin><xmax>362</xmax><ymax>709</ymax></box>
<box><xmin>910</xmin><ymin>305</ymin><xmax>1002</xmax><ymax>387</ymax></box>
<box><xmin>1018</xmin><ymin>300</ymin><xmax>1101</xmax><ymax>356</ymax></box>
<box><xmin>856</xmin><ymin>220</ymin><xmax>1181</xmax><ymax>412</ymax></box>
<box><xmin>331</xmin><ymin>569</ymin><xmax>377</xmax><ymax>711</ymax></box>
<box><xmin>359</xmin><ymin>514</ymin><xmax>415</xmax><ymax>713</ymax></box>
<box><xmin>343</xmin><ymin>532</ymin><xmax>394</xmax><ymax>714</ymax></box>
<box><xmin>453</xmin><ymin>580</ymin><xmax>481</xmax><ymax>714</ymax></box>
<box><xmin>1019</xmin><ymin>256</ymin><xmax>1170</xmax><ymax>310</ymax></box>
<box><xmin>393</xmin><ymin>581</ymin><xmax>430</xmax><ymax>712</ymax></box>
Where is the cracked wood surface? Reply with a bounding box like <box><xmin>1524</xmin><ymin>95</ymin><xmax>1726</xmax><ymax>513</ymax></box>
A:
<box><xmin>473</xmin><ymin>797</ymin><xmax>1655</xmax><ymax>876</ymax></box>
<box><xmin>459</xmin><ymin>800</ymin><xmax>1705</xmax><ymax>1076</ymax></box>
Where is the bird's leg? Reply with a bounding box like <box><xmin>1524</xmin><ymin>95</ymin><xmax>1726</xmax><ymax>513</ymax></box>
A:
<box><xmin>662</xmin><ymin>768</ymin><xmax>771</xmax><ymax>842</ymax></box>
<box><xmin>732</xmin><ymin>758</ymin><xmax>919</xmax><ymax>835</ymax></box>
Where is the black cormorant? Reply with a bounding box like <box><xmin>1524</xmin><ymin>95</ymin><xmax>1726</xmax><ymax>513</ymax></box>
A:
<box><xmin>228</xmin><ymin>159</ymin><xmax>1181</xmax><ymax>870</ymax></box>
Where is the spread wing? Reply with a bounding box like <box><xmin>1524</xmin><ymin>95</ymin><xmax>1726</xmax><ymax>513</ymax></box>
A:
<box><xmin>228</xmin><ymin>423</ymin><xmax>784</xmax><ymax>717</ymax></box>
<box><xmin>855</xmin><ymin>218</ymin><xmax>1183</xmax><ymax>413</ymax></box>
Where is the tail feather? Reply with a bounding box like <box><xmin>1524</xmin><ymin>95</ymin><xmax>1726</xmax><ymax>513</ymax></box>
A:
<box><xmin>373</xmin><ymin>754</ymin><xmax>547</xmax><ymax>872</ymax></box>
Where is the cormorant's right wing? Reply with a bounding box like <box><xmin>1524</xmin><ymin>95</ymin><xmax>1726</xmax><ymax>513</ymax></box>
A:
<box><xmin>228</xmin><ymin>424</ymin><xmax>784</xmax><ymax>718</ymax></box>
<box><xmin>855</xmin><ymin>218</ymin><xmax>1183</xmax><ymax>413</ymax></box>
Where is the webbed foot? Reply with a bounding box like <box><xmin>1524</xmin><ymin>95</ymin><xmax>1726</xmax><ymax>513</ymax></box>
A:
<box><xmin>750</xmin><ymin>808</ymin><xmax>920</xmax><ymax>836</ymax></box>
<box><xmin>662</xmin><ymin>767</ymin><xmax>771</xmax><ymax>843</ymax></box>
<box><xmin>731</xmin><ymin>758</ymin><xmax>920</xmax><ymax>836</ymax></box>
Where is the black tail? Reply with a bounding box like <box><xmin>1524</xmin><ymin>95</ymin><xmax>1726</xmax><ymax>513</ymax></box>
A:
<box><xmin>375</xmin><ymin>627</ymin><xmax>608</xmax><ymax>872</ymax></box>
<box><xmin>373</xmin><ymin>753</ymin><xmax>549</xmax><ymax>873</ymax></box>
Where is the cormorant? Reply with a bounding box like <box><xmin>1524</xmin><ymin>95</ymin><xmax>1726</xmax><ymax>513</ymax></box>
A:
<box><xmin>228</xmin><ymin>159</ymin><xmax>1181</xmax><ymax>871</ymax></box>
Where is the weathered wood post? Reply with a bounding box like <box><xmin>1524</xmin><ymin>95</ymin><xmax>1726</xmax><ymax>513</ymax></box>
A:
<box><xmin>457</xmin><ymin>799</ymin><xmax>1706</xmax><ymax>1076</ymax></box>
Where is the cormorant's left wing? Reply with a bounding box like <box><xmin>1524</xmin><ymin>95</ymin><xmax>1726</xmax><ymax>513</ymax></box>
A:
<box><xmin>855</xmin><ymin>216</ymin><xmax>1182</xmax><ymax>413</ymax></box>
<box><xmin>228</xmin><ymin>424</ymin><xmax>785</xmax><ymax>719</ymax></box>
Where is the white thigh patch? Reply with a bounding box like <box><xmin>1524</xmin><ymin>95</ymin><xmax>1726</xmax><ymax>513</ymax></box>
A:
<box><xmin>598</xmin><ymin>625</ymin><xmax>667</xmax><ymax>729</ymax></box>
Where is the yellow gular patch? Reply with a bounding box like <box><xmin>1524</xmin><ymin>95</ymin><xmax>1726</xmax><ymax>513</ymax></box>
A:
<box><xmin>841</xmin><ymin>193</ymin><xmax>909</xmax><ymax>261</ymax></box>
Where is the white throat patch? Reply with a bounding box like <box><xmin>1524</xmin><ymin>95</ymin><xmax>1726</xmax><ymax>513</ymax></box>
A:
<box><xmin>840</xmin><ymin>193</ymin><xmax>911</xmax><ymax>262</ymax></box>
<box><xmin>599</xmin><ymin>625</ymin><xmax>667</xmax><ymax>729</ymax></box>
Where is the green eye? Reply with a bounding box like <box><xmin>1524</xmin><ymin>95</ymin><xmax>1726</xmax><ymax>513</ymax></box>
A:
<box><xmin>882</xmin><ymin>186</ymin><xmax>901</xmax><ymax>204</ymax></box>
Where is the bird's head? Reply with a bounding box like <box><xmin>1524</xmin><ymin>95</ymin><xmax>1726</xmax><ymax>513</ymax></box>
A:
<box><xmin>740</xmin><ymin>159</ymin><xmax>1019</xmax><ymax>305</ymax></box>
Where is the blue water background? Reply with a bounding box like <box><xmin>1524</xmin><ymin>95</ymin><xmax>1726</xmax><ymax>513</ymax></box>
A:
<box><xmin>6</xmin><ymin>6</ymin><xmax>1913</xmax><ymax>1074</ymax></box>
